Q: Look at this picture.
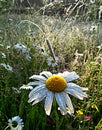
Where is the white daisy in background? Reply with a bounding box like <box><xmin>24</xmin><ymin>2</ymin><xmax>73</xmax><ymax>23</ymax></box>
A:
<box><xmin>0</xmin><ymin>63</ymin><xmax>13</xmax><ymax>72</ymax></box>
<box><xmin>28</xmin><ymin>71</ymin><xmax>88</xmax><ymax>116</ymax></box>
<box><xmin>20</xmin><ymin>84</ymin><xmax>33</xmax><ymax>90</ymax></box>
<box><xmin>8</xmin><ymin>116</ymin><xmax>24</xmax><ymax>130</ymax></box>
<box><xmin>14</xmin><ymin>43</ymin><xmax>28</xmax><ymax>53</ymax></box>
<box><xmin>13</xmin><ymin>43</ymin><xmax>31</xmax><ymax>61</ymax></box>
<box><xmin>90</xmin><ymin>0</ymin><xmax>95</xmax><ymax>4</ymax></box>
<box><xmin>47</xmin><ymin>56</ymin><xmax>59</xmax><ymax>67</ymax></box>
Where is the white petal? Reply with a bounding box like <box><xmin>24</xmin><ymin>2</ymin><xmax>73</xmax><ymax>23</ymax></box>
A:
<box><xmin>58</xmin><ymin>107</ymin><xmax>67</xmax><ymax>115</ymax></box>
<box><xmin>29</xmin><ymin>75</ymin><xmax>46</xmax><ymax>82</ymax></box>
<box><xmin>40</xmin><ymin>71</ymin><xmax>52</xmax><ymax>78</ymax></box>
<box><xmin>61</xmin><ymin>71</ymin><xmax>79</xmax><ymax>82</ymax></box>
<box><xmin>55</xmin><ymin>92</ymin><xmax>67</xmax><ymax>115</ymax></box>
<box><xmin>29</xmin><ymin>84</ymin><xmax>45</xmax><ymax>98</ymax></box>
<box><xmin>65</xmin><ymin>88</ymin><xmax>87</xmax><ymax>100</ymax></box>
<box><xmin>67</xmin><ymin>83</ymin><xmax>88</xmax><ymax>91</ymax></box>
<box><xmin>32</xmin><ymin>89</ymin><xmax>47</xmax><ymax>105</ymax></box>
<box><xmin>64</xmin><ymin>93</ymin><xmax>74</xmax><ymax>114</ymax></box>
<box><xmin>28</xmin><ymin>81</ymin><xmax>44</xmax><ymax>86</ymax></box>
<box><xmin>44</xmin><ymin>91</ymin><xmax>54</xmax><ymax>115</ymax></box>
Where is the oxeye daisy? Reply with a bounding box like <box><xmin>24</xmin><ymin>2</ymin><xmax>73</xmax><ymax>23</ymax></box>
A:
<box><xmin>47</xmin><ymin>56</ymin><xmax>59</xmax><ymax>67</ymax></box>
<box><xmin>90</xmin><ymin>0</ymin><xmax>95</xmax><ymax>4</ymax></box>
<box><xmin>8</xmin><ymin>116</ymin><xmax>24</xmax><ymax>130</ymax></box>
<box><xmin>20</xmin><ymin>84</ymin><xmax>33</xmax><ymax>90</ymax></box>
<box><xmin>28</xmin><ymin>71</ymin><xmax>88</xmax><ymax>116</ymax></box>
<box><xmin>0</xmin><ymin>63</ymin><xmax>13</xmax><ymax>72</ymax></box>
<box><xmin>14</xmin><ymin>43</ymin><xmax>28</xmax><ymax>53</ymax></box>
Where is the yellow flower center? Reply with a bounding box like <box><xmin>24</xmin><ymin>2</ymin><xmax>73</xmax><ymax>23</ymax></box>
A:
<box><xmin>24</xmin><ymin>84</ymin><xmax>28</xmax><ymax>87</ymax></box>
<box><xmin>46</xmin><ymin>75</ymin><xmax>67</xmax><ymax>92</ymax></box>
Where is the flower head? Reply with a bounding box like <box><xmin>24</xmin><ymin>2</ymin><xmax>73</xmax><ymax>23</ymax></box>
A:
<box><xmin>14</xmin><ymin>43</ymin><xmax>28</xmax><ymax>53</ymax></box>
<box><xmin>28</xmin><ymin>71</ymin><xmax>88</xmax><ymax>116</ymax></box>
<box><xmin>0</xmin><ymin>63</ymin><xmax>13</xmax><ymax>72</ymax></box>
<box><xmin>8</xmin><ymin>116</ymin><xmax>24</xmax><ymax>130</ymax></box>
<box><xmin>90</xmin><ymin>0</ymin><xmax>95</xmax><ymax>4</ymax></box>
<box><xmin>47</xmin><ymin>56</ymin><xmax>59</xmax><ymax>67</ymax></box>
<box><xmin>84</xmin><ymin>115</ymin><xmax>91</xmax><ymax>121</ymax></box>
<box><xmin>20</xmin><ymin>84</ymin><xmax>33</xmax><ymax>90</ymax></box>
<box><xmin>76</xmin><ymin>110</ymin><xmax>83</xmax><ymax>115</ymax></box>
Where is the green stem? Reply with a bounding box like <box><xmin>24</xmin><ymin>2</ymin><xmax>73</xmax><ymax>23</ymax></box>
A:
<box><xmin>4</xmin><ymin>126</ymin><xmax>10</xmax><ymax>130</ymax></box>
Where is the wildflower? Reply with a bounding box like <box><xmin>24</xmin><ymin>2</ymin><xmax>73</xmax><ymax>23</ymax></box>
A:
<box><xmin>47</xmin><ymin>56</ymin><xmax>59</xmax><ymax>67</ymax></box>
<box><xmin>76</xmin><ymin>110</ymin><xmax>83</xmax><ymax>115</ymax></box>
<box><xmin>8</xmin><ymin>116</ymin><xmax>24</xmax><ymax>130</ymax></box>
<box><xmin>0</xmin><ymin>63</ymin><xmax>13</xmax><ymax>72</ymax></box>
<box><xmin>20</xmin><ymin>84</ymin><xmax>33</xmax><ymax>90</ymax></box>
<box><xmin>90</xmin><ymin>0</ymin><xmax>95</xmax><ymax>4</ymax></box>
<box><xmin>14</xmin><ymin>43</ymin><xmax>28</xmax><ymax>53</ymax></box>
<box><xmin>14</xmin><ymin>43</ymin><xmax>31</xmax><ymax>61</ymax></box>
<box><xmin>84</xmin><ymin>115</ymin><xmax>91</xmax><ymax>120</ymax></box>
<box><xmin>28</xmin><ymin>71</ymin><xmax>88</xmax><ymax>115</ymax></box>
<box><xmin>91</xmin><ymin>104</ymin><xmax>99</xmax><ymax>112</ymax></box>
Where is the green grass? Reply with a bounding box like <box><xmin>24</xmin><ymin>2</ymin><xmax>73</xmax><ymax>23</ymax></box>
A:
<box><xmin>0</xmin><ymin>6</ymin><xmax>102</xmax><ymax>130</ymax></box>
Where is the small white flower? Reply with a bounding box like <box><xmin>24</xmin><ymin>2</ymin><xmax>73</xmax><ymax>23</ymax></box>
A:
<box><xmin>28</xmin><ymin>71</ymin><xmax>88</xmax><ymax>116</ymax></box>
<box><xmin>47</xmin><ymin>56</ymin><xmax>59</xmax><ymax>67</ymax></box>
<box><xmin>90</xmin><ymin>0</ymin><xmax>95</xmax><ymax>4</ymax></box>
<box><xmin>14</xmin><ymin>43</ymin><xmax>28</xmax><ymax>53</ymax></box>
<box><xmin>0</xmin><ymin>63</ymin><xmax>13</xmax><ymax>72</ymax></box>
<box><xmin>20</xmin><ymin>84</ymin><xmax>33</xmax><ymax>90</ymax></box>
<box><xmin>8</xmin><ymin>116</ymin><xmax>24</xmax><ymax>130</ymax></box>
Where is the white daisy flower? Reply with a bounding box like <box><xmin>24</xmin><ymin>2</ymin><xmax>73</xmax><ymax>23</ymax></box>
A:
<box><xmin>90</xmin><ymin>0</ymin><xmax>95</xmax><ymax>4</ymax></box>
<box><xmin>28</xmin><ymin>71</ymin><xmax>88</xmax><ymax>116</ymax></box>
<box><xmin>14</xmin><ymin>43</ymin><xmax>28</xmax><ymax>53</ymax></box>
<box><xmin>0</xmin><ymin>63</ymin><xmax>13</xmax><ymax>72</ymax></box>
<box><xmin>47</xmin><ymin>56</ymin><xmax>59</xmax><ymax>67</ymax></box>
<box><xmin>20</xmin><ymin>84</ymin><xmax>33</xmax><ymax>90</ymax></box>
<box><xmin>8</xmin><ymin>116</ymin><xmax>24</xmax><ymax>130</ymax></box>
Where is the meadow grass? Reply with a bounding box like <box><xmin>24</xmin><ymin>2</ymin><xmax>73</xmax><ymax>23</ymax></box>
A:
<box><xmin>0</xmin><ymin>8</ymin><xmax>102</xmax><ymax>130</ymax></box>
